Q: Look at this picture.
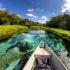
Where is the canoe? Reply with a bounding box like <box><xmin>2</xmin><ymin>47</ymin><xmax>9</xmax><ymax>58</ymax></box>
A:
<box><xmin>23</xmin><ymin>41</ymin><xmax>67</xmax><ymax>70</ymax></box>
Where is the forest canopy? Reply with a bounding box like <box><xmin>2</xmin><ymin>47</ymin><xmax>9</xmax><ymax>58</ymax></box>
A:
<box><xmin>0</xmin><ymin>10</ymin><xmax>40</xmax><ymax>26</ymax></box>
<box><xmin>0</xmin><ymin>10</ymin><xmax>70</xmax><ymax>31</ymax></box>
<box><xmin>47</xmin><ymin>14</ymin><xmax>70</xmax><ymax>30</ymax></box>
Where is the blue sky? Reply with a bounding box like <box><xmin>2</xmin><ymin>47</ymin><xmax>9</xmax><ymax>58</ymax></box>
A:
<box><xmin>0</xmin><ymin>0</ymin><xmax>70</xmax><ymax>23</ymax></box>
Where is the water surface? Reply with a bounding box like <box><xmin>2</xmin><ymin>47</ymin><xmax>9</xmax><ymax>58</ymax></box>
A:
<box><xmin>0</xmin><ymin>30</ymin><xmax>69</xmax><ymax>70</ymax></box>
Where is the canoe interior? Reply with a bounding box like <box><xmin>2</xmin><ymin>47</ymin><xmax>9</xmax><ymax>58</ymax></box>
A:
<box><xmin>23</xmin><ymin>42</ymin><xmax>67</xmax><ymax>70</ymax></box>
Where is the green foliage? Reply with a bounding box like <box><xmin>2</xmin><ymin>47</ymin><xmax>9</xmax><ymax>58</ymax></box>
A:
<box><xmin>47</xmin><ymin>14</ymin><xmax>70</xmax><ymax>30</ymax></box>
<box><xmin>0</xmin><ymin>10</ymin><xmax>24</xmax><ymax>25</ymax></box>
<box><xmin>31</xmin><ymin>26</ymin><xmax>70</xmax><ymax>41</ymax></box>
<box><xmin>47</xmin><ymin>28</ymin><xmax>70</xmax><ymax>41</ymax></box>
<box><xmin>0</xmin><ymin>25</ymin><xmax>28</xmax><ymax>40</ymax></box>
<box><xmin>0</xmin><ymin>10</ymin><xmax>41</xmax><ymax>26</ymax></box>
<box><xmin>47</xmin><ymin>15</ymin><xmax>62</xmax><ymax>28</ymax></box>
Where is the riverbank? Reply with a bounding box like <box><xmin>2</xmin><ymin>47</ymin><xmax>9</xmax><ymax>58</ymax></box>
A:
<box><xmin>0</xmin><ymin>29</ymin><xmax>70</xmax><ymax>70</ymax></box>
<box><xmin>0</xmin><ymin>25</ymin><xmax>70</xmax><ymax>42</ymax></box>
<box><xmin>0</xmin><ymin>25</ymin><xmax>28</xmax><ymax>41</ymax></box>
<box><xmin>31</xmin><ymin>26</ymin><xmax>70</xmax><ymax>41</ymax></box>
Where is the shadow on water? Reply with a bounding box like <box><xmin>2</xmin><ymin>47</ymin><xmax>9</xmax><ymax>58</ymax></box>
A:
<box><xmin>46</xmin><ymin>31</ymin><xmax>70</xmax><ymax>54</ymax></box>
<box><xmin>63</xmin><ymin>39</ymin><xmax>70</xmax><ymax>57</ymax></box>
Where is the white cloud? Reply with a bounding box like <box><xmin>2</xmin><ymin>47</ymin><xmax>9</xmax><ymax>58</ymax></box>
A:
<box><xmin>38</xmin><ymin>20</ymin><xmax>46</xmax><ymax>24</ymax></box>
<box><xmin>27</xmin><ymin>9</ymin><xmax>34</xmax><ymax>12</ymax></box>
<box><xmin>38</xmin><ymin>16</ymin><xmax>49</xmax><ymax>24</ymax></box>
<box><xmin>26</xmin><ymin>8</ymin><xmax>38</xmax><ymax>18</ymax></box>
<box><xmin>61</xmin><ymin>0</ymin><xmax>70</xmax><ymax>13</ymax></box>
<box><xmin>41</xmin><ymin>16</ymin><xmax>48</xmax><ymax>21</ymax></box>
<box><xmin>26</xmin><ymin>8</ymin><xmax>48</xmax><ymax>23</ymax></box>
<box><xmin>41</xmin><ymin>16</ymin><xmax>48</xmax><ymax>22</ymax></box>
<box><xmin>26</xmin><ymin>13</ymin><xmax>38</xmax><ymax>18</ymax></box>
<box><xmin>17</xmin><ymin>14</ymin><xmax>22</xmax><ymax>17</ymax></box>
<box><xmin>0</xmin><ymin>8</ymin><xmax>6</xmax><ymax>10</ymax></box>
<box><xmin>0</xmin><ymin>3</ymin><xmax>6</xmax><ymax>10</ymax></box>
<box><xmin>26</xmin><ymin>13</ymin><xmax>33</xmax><ymax>17</ymax></box>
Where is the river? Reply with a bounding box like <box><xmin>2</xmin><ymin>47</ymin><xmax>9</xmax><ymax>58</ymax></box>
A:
<box><xmin>0</xmin><ymin>30</ymin><xmax>70</xmax><ymax>70</ymax></box>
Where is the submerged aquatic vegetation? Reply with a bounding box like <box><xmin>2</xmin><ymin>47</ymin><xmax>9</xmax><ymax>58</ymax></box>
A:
<box><xmin>0</xmin><ymin>35</ymin><xmax>31</xmax><ymax>70</ymax></box>
<box><xmin>31</xmin><ymin>26</ymin><xmax>70</xmax><ymax>41</ymax></box>
<box><xmin>0</xmin><ymin>30</ymin><xmax>70</xmax><ymax>70</ymax></box>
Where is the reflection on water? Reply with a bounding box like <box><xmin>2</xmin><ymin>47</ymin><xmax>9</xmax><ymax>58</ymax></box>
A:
<box><xmin>0</xmin><ymin>30</ymin><xmax>70</xmax><ymax>70</ymax></box>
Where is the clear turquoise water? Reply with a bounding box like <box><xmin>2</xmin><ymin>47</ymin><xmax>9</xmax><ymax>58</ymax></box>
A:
<box><xmin>0</xmin><ymin>30</ymin><xmax>68</xmax><ymax>70</ymax></box>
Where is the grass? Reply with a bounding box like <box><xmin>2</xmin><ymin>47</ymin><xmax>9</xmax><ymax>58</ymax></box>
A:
<box><xmin>0</xmin><ymin>25</ymin><xmax>28</xmax><ymax>40</ymax></box>
<box><xmin>0</xmin><ymin>25</ymin><xmax>70</xmax><ymax>69</ymax></box>
<box><xmin>46</xmin><ymin>28</ymin><xmax>70</xmax><ymax>41</ymax></box>
<box><xmin>0</xmin><ymin>25</ymin><xmax>70</xmax><ymax>41</ymax></box>
<box><xmin>31</xmin><ymin>26</ymin><xmax>70</xmax><ymax>41</ymax></box>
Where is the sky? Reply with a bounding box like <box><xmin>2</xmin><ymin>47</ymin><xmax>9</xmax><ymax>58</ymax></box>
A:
<box><xmin>0</xmin><ymin>0</ymin><xmax>70</xmax><ymax>23</ymax></box>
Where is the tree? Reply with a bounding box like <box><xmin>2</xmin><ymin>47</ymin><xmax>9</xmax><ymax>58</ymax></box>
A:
<box><xmin>47</xmin><ymin>15</ymin><xmax>62</xmax><ymax>28</ymax></box>
<box><xmin>0</xmin><ymin>10</ymin><xmax>40</xmax><ymax>26</ymax></box>
<box><xmin>47</xmin><ymin>14</ymin><xmax>70</xmax><ymax>30</ymax></box>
